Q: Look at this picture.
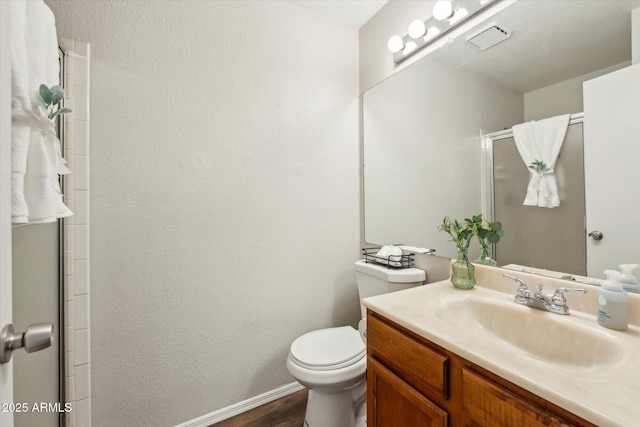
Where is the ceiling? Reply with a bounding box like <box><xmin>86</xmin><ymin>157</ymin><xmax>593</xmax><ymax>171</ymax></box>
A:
<box><xmin>289</xmin><ymin>0</ymin><xmax>388</xmax><ymax>29</ymax></box>
<box><xmin>289</xmin><ymin>0</ymin><xmax>639</xmax><ymax>93</ymax></box>
<box><xmin>430</xmin><ymin>0</ymin><xmax>640</xmax><ymax>93</ymax></box>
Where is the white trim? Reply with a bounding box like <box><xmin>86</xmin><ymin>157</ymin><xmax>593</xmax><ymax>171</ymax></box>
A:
<box><xmin>58</xmin><ymin>38</ymin><xmax>92</xmax><ymax>427</ymax></box>
<box><xmin>174</xmin><ymin>382</ymin><xmax>305</xmax><ymax>427</ymax></box>
<box><xmin>0</xmin><ymin>1</ymin><xmax>14</xmax><ymax>426</ymax></box>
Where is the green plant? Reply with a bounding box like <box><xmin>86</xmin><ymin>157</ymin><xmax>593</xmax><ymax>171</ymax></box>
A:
<box><xmin>528</xmin><ymin>159</ymin><xmax>550</xmax><ymax>174</ymax></box>
<box><xmin>466</xmin><ymin>213</ymin><xmax>504</xmax><ymax>244</ymax></box>
<box><xmin>438</xmin><ymin>216</ymin><xmax>474</xmax><ymax>249</ymax></box>
<box><xmin>38</xmin><ymin>84</ymin><xmax>72</xmax><ymax>120</ymax></box>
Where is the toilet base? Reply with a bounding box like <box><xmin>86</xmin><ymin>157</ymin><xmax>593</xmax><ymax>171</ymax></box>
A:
<box><xmin>303</xmin><ymin>379</ymin><xmax>366</xmax><ymax>427</ymax></box>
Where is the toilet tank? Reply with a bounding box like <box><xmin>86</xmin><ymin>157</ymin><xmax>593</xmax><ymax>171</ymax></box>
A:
<box><xmin>354</xmin><ymin>259</ymin><xmax>426</xmax><ymax>318</ymax></box>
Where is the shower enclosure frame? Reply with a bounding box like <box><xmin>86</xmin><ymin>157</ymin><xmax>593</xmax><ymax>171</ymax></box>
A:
<box><xmin>480</xmin><ymin>112</ymin><xmax>586</xmax><ymax>272</ymax></box>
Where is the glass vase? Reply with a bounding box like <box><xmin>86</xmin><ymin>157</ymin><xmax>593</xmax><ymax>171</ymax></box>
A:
<box><xmin>451</xmin><ymin>246</ymin><xmax>476</xmax><ymax>290</ymax></box>
<box><xmin>474</xmin><ymin>242</ymin><xmax>497</xmax><ymax>266</ymax></box>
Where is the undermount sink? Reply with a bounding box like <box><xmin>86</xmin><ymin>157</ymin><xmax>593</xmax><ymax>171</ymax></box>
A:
<box><xmin>433</xmin><ymin>295</ymin><xmax>624</xmax><ymax>368</ymax></box>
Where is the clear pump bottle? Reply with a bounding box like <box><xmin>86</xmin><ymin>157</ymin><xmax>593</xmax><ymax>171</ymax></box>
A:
<box><xmin>597</xmin><ymin>270</ymin><xmax>628</xmax><ymax>331</ymax></box>
<box><xmin>618</xmin><ymin>264</ymin><xmax>639</xmax><ymax>294</ymax></box>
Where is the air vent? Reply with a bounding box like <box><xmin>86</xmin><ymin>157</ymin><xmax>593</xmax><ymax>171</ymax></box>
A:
<box><xmin>466</xmin><ymin>23</ymin><xmax>511</xmax><ymax>50</ymax></box>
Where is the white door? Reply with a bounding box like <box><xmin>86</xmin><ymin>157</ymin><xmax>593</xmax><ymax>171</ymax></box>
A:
<box><xmin>1</xmin><ymin>1</ymin><xmax>16</xmax><ymax>426</ymax></box>
<box><xmin>583</xmin><ymin>63</ymin><xmax>640</xmax><ymax>278</ymax></box>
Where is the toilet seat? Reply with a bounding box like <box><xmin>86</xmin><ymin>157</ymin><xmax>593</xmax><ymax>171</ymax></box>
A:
<box><xmin>289</xmin><ymin>326</ymin><xmax>365</xmax><ymax>371</ymax></box>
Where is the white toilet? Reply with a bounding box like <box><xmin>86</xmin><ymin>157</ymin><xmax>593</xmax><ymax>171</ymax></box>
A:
<box><xmin>286</xmin><ymin>259</ymin><xmax>426</xmax><ymax>427</ymax></box>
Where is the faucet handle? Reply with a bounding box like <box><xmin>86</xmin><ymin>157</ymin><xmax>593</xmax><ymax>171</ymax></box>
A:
<box><xmin>551</xmin><ymin>287</ymin><xmax>587</xmax><ymax>306</ymax></box>
<box><xmin>503</xmin><ymin>274</ymin><xmax>529</xmax><ymax>301</ymax></box>
<box><xmin>503</xmin><ymin>274</ymin><xmax>527</xmax><ymax>289</ymax></box>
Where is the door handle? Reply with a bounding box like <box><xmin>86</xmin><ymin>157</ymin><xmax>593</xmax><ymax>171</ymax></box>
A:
<box><xmin>0</xmin><ymin>323</ymin><xmax>54</xmax><ymax>364</ymax></box>
<box><xmin>588</xmin><ymin>230</ymin><xmax>603</xmax><ymax>240</ymax></box>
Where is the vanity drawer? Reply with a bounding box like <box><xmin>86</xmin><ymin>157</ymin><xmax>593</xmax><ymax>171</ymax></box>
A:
<box><xmin>462</xmin><ymin>368</ymin><xmax>574</xmax><ymax>427</ymax></box>
<box><xmin>367</xmin><ymin>313</ymin><xmax>449</xmax><ymax>400</ymax></box>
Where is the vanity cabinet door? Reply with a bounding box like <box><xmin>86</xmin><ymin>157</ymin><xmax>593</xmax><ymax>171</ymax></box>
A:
<box><xmin>367</xmin><ymin>313</ymin><xmax>449</xmax><ymax>400</ymax></box>
<box><xmin>461</xmin><ymin>368</ymin><xmax>573</xmax><ymax>427</ymax></box>
<box><xmin>368</xmin><ymin>357</ymin><xmax>448</xmax><ymax>427</ymax></box>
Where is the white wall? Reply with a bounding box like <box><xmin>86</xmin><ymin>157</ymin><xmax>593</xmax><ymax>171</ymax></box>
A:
<box><xmin>524</xmin><ymin>62</ymin><xmax>630</xmax><ymax>121</ymax></box>
<box><xmin>45</xmin><ymin>1</ymin><xmax>360</xmax><ymax>426</ymax></box>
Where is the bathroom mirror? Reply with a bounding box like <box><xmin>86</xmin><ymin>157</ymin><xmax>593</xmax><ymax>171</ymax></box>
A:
<box><xmin>363</xmin><ymin>0</ymin><xmax>640</xmax><ymax>282</ymax></box>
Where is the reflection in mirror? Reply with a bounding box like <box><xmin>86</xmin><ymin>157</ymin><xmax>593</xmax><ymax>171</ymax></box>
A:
<box><xmin>363</xmin><ymin>0</ymin><xmax>640</xmax><ymax>282</ymax></box>
<box><xmin>485</xmin><ymin>116</ymin><xmax>586</xmax><ymax>275</ymax></box>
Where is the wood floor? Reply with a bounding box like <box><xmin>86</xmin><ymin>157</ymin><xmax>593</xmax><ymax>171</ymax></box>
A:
<box><xmin>211</xmin><ymin>389</ymin><xmax>308</xmax><ymax>427</ymax></box>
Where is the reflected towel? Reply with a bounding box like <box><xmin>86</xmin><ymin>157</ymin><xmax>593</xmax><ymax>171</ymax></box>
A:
<box><xmin>512</xmin><ymin>114</ymin><xmax>570</xmax><ymax>208</ymax></box>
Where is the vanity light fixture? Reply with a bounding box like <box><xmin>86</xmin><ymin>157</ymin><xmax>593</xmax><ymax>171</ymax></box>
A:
<box><xmin>433</xmin><ymin>0</ymin><xmax>454</xmax><ymax>21</ymax></box>
<box><xmin>387</xmin><ymin>0</ymin><xmax>502</xmax><ymax>64</ymax></box>
<box><xmin>408</xmin><ymin>19</ymin><xmax>426</xmax><ymax>39</ymax></box>
<box><xmin>403</xmin><ymin>41</ymin><xmax>418</xmax><ymax>55</ymax></box>
<box><xmin>387</xmin><ymin>35</ymin><xmax>404</xmax><ymax>53</ymax></box>
<box><xmin>449</xmin><ymin>7</ymin><xmax>469</xmax><ymax>25</ymax></box>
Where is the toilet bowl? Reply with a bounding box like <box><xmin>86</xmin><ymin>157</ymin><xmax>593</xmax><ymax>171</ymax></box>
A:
<box><xmin>287</xmin><ymin>259</ymin><xmax>426</xmax><ymax>427</ymax></box>
<box><xmin>287</xmin><ymin>326</ymin><xmax>367</xmax><ymax>427</ymax></box>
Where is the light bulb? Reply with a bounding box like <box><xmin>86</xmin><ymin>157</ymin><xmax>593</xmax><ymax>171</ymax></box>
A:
<box><xmin>433</xmin><ymin>0</ymin><xmax>453</xmax><ymax>21</ymax></box>
<box><xmin>449</xmin><ymin>8</ymin><xmax>468</xmax><ymax>25</ymax></box>
<box><xmin>387</xmin><ymin>35</ymin><xmax>404</xmax><ymax>53</ymax></box>
<box><xmin>403</xmin><ymin>41</ymin><xmax>418</xmax><ymax>55</ymax></box>
<box><xmin>408</xmin><ymin>20</ymin><xmax>426</xmax><ymax>39</ymax></box>
<box><xmin>424</xmin><ymin>27</ymin><xmax>440</xmax><ymax>40</ymax></box>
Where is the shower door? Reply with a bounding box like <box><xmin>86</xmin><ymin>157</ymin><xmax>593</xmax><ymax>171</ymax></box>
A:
<box><xmin>12</xmin><ymin>224</ymin><xmax>61</xmax><ymax>427</ymax></box>
<box><xmin>2</xmin><ymin>45</ymin><xmax>68</xmax><ymax>427</ymax></box>
<box><xmin>492</xmin><ymin>123</ymin><xmax>587</xmax><ymax>275</ymax></box>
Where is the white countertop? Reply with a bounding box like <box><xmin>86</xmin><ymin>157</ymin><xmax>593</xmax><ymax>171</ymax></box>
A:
<box><xmin>363</xmin><ymin>277</ymin><xmax>640</xmax><ymax>427</ymax></box>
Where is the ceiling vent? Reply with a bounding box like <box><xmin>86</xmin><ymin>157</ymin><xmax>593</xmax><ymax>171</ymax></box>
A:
<box><xmin>466</xmin><ymin>23</ymin><xmax>512</xmax><ymax>50</ymax></box>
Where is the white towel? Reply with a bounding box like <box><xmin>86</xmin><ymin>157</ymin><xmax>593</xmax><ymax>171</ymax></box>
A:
<box><xmin>375</xmin><ymin>245</ymin><xmax>391</xmax><ymax>265</ymax></box>
<box><xmin>11</xmin><ymin>0</ymin><xmax>73</xmax><ymax>224</ymax></box>
<box><xmin>512</xmin><ymin>114</ymin><xmax>570</xmax><ymax>208</ymax></box>
<box><xmin>375</xmin><ymin>245</ymin><xmax>403</xmax><ymax>267</ymax></box>
<box><xmin>11</xmin><ymin>1</ymin><xmax>31</xmax><ymax>223</ymax></box>
<box><xmin>399</xmin><ymin>245</ymin><xmax>435</xmax><ymax>254</ymax></box>
<box><xmin>21</xmin><ymin>106</ymin><xmax>73</xmax><ymax>224</ymax></box>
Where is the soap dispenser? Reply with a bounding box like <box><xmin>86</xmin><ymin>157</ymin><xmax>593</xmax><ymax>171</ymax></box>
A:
<box><xmin>618</xmin><ymin>264</ymin><xmax>640</xmax><ymax>294</ymax></box>
<box><xmin>597</xmin><ymin>270</ymin><xmax>628</xmax><ymax>331</ymax></box>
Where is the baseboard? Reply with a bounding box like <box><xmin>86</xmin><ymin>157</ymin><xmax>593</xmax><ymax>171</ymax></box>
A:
<box><xmin>175</xmin><ymin>382</ymin><xmax>305</xmax><ymax>427</ymax></box>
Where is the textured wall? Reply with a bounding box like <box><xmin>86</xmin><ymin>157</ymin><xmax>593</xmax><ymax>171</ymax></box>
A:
<box><xmin>524</xmin><ymin>62</ymin><xmax>629</xmax><ymax>121</ymax></box>
<box><xmin>45</xmin><ymin>1</ymin><xmax>360</xmax><ymax>425</ymax></box>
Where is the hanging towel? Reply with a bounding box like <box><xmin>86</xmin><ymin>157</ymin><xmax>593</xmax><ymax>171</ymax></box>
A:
<box><xmin>512</xmin><ymin>114</ymin><xmax>570</xmax><ymax>208</ymax></box>
<box><xmin>11</xmin><ymin>0</ymin><xmax>73</xmax><ymax>224</ymax></box>
<box><xmin>11</xmin><ymin>0</ymin><xmax>31</xmax><ymax>223</ymax></box>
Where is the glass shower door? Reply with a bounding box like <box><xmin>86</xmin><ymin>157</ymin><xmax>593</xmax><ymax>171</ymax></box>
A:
<box><xmin>12</xmin><ymin>222</ymin><xmax>61</xmax><ymax>427</ymax></box>
<box><xmin>492</xmin><ymin>123</ymin><xmax>587</xmax><ymax>275</ymax></box>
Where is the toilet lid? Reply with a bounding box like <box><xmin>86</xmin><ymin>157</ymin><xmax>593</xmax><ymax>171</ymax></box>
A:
<box><xmin>290</xmin><ymin>326</ymin><xmax>366</xmax><ymax>371</ymax></box>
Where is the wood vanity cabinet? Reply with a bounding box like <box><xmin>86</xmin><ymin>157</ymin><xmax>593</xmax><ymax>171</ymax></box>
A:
<box><xmin>366</xmin><ymin>311</ymin><xmax>597</xmax><ymax>427</ymax></box>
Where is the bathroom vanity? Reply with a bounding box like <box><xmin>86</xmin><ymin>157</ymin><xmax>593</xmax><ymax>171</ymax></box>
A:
<box><xmin>367</xmin><ymin>312</ymin><xmax>595</xmax><ymax>426</ymax></box>
<box><xmin>363</xmin><ymin>267</ymin><xmax>640</xmax><ymax>427</ymax></box>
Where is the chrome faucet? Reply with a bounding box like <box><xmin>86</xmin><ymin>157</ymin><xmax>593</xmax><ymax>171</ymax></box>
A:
<box><xmin>503</xmin><ymin>274</ymin><xmax>587</xmax><ymax>315</ymax></box>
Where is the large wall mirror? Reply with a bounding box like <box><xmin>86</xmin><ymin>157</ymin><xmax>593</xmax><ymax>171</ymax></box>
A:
<box><xmin>363</xmin><ymin>0</ymin><xmax>640</xmax><ymax>281</ymax></box>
